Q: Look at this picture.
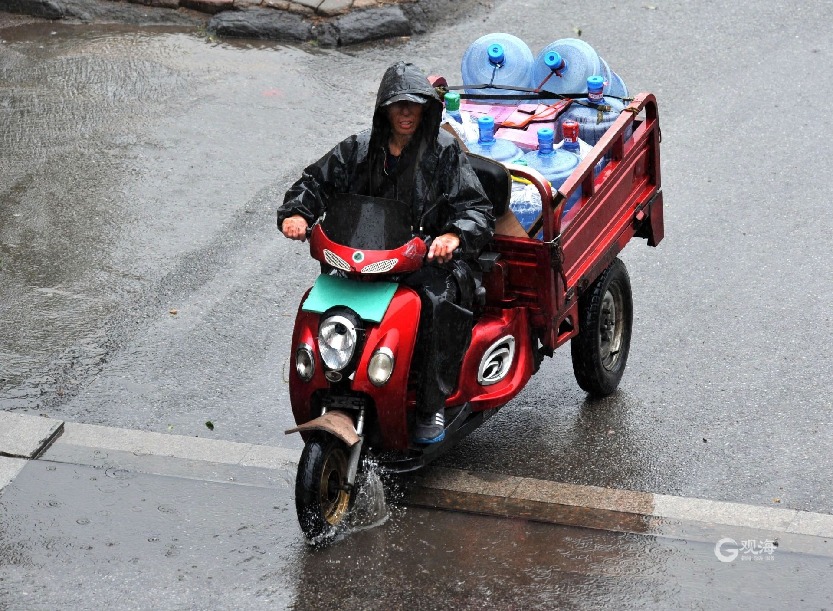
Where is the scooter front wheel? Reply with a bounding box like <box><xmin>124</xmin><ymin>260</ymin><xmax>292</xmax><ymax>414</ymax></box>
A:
<box><xmin>295</xmin><ymin>432</ymin><xmax>352</xmax><ymax>541</ymax></box>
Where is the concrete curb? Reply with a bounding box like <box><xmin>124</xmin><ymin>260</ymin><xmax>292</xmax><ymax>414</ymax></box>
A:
<box><xmin>404</xmin><ymin>467</ymin><xmax>833</xmax><ymax>546</ymax></box>
<box><xmin>3</xmin><ymin>414</ymin><xmax>833</xmax><ymax>550</ymax></box>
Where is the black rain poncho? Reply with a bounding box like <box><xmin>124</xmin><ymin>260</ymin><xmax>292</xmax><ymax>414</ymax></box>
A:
<box><xmin>277</xmin><ymin>61</ymin><xmax>494</xmax><ymax>258</ymax></box>
<box><xmin>278</xmin><ymin>62</ymin><xmax>494</xmax><ymax>423</ymax></box>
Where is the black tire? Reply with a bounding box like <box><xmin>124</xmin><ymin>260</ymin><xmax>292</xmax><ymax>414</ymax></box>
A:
<box><xmin>570</xmin><ymin>257</ymin><xmax>633</xmax><ymax>397</ymax></box>
<box><xmin>295</xmin><ymin>433</ymin><xmax>352</xmax><ymax>541</ymax></box>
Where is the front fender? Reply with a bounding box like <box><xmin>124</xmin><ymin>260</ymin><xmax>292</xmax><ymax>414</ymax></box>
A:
<box><xmin>285</xmin><ymin>410</ymin><xmax>360</xmax><ymax>447</ymax></box>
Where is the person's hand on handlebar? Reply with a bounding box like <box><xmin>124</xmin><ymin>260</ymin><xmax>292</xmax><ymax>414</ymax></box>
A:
<box><xmin>427</xmin><ymin>232</ymin><xmax>460</xmax><ymax>264</ymax></box>
<box><xmin>281</xmin><ymin>215</ymin><xmax>309</xmax><ymax>241</ymax></box>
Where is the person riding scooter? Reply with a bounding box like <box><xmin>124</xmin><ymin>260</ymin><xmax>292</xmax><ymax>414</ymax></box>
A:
<box><xmin>277</xmin><ymin>61</ymin><xmax>494</xmax><ymax>444</ymax></box>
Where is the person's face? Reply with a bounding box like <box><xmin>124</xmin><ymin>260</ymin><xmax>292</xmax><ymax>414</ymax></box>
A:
<box><xmin>386</xmin><ymin>101</ymin><xmax>423</xmax><ymax>138</ymax></box>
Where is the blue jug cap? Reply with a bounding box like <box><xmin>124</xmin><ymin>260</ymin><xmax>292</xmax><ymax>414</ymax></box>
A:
<box><xmin>487</xmin><ymin>43</ymin><xmax>505</xmax><ymax>66</ymax></box>
<box><xmin>537</xmin><ymin>127</ymin><xmax>555</xmax><ymax>144</ymax></box>
<box><xmin>544</xmin><ymin>51</ymin><xmax>566</xmax><ymax>72</ymax></box>
<box><xmin>477</xmin><ymin>115</ymin><xmax>496</xmax><ymax>143</ymax></box>
<box><xmin>537</xmin><ymin>127</ymin><xmax>555</xmax><ymax>154</ymax></box>
<box><xmin>587</xmin><ymin>75</ymin><xmax>605</xmax><ymax>92</ymax></box>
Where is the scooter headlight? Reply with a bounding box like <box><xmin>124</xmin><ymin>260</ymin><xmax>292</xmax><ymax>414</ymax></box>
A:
<box><xmin>367</xmin><ymin>348</ymin><xmax>394</xmax><ymax>386</ymax></box>
<box><xmin>295</xmin><ymin>344</ymin><xmax>315</xmax><ymax>382</ymax></box>
<box><xmin>318</xmin><ymin>314</ymin><xmax>357</xmax><ymax>372</ymax></box>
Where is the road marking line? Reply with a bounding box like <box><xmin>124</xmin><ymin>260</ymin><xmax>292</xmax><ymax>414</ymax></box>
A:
<box><xmin>54</xmin><ymin>422</ymin><xmax>301</xmax><ymax>468</ymax></box>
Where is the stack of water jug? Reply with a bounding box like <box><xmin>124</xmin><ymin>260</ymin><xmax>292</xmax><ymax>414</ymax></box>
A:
<box><xmin>442</xmin><ymin>34</ymin><xmax>632</xmax><ymax>236</ymax></box>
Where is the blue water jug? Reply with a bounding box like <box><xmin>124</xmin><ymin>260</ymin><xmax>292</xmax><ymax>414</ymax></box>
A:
<box><xmin>600</xmin><ymin>57</ymin><xmax>629</xmax><ymax>99</ymax></box>
<box><xmin>556</xmin><ymin>76</ymin><xmax>629</xmax><ymax>147</ymax></box>
<box><xmin>533</xmin><ymin>39</ymin><xmax>629</xmax><ymax>100</ymax></box>
<box><xmin>532</xmin><ymin>38</ymin><xmax>602</xmax><ymax>95</ymax></box>
<box><xmin>467</xmin><ymin>115</ymin><xmax>524</xmax><ymax>164</ymax></box>
<box><xmin>522</xmin><ymin>127</ymin><xmax>581</xmax><ymax>214</ymax></box>
<box><xmin>461</xmin><ymin>33</ymin><xmax>534</xmax><ymax>103</ymax></box>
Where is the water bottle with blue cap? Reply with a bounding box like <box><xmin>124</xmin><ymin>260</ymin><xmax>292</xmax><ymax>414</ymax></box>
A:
<box><xmin>556</xmin><ymin>75</ymin><xmax>630</xmax><ymax>147</ymax></box>
<box><xmin>522</xmin><ymin>127</ymin><xmax>581</xmax><ymax>215</ymax></box>
<box><xmin>466</xmin><ymin>115</ymin><xmax>524</xmax><ymax>164</ymax></box>
<box><xmin>461</xmin><ymin>33</ymin><xmax>534</xmax><ymax>103</ymax></box>
<box><xmin>532</xmin><ymin>38</ymin><xmax>602</xmax><ymax>95</ymax></box>
<box><xmin>533</xmin><ymin>38</ymin><xmax>628</xmax><ymax>99</ymax></box>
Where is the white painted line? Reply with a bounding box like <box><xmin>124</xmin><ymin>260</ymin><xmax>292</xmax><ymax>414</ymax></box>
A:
<box><xmin>653</xmin><ymin>495</ymin><xmax>799</xmax><ymax>534</ymax></box>
<box><xmin>54</xmin><ymin>422</ymin><xmax>301</xmax><ymax>468</ymax></box>
<box><xmin>0</xmin><ymin>456</ymin><xmax>28</xmax><ymax>491</ymax></box>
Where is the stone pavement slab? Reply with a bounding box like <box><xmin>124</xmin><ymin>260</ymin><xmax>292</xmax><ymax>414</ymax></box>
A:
<box><xmin>0</xmin><ymin>411</ymin><xmax>63</xmax><ymax>459</ymax></box>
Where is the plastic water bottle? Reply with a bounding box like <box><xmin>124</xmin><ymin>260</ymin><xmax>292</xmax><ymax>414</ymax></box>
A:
<box><xmin>557</xmin><ymin>119</ymin><xmax>606</xmax><ymax>175</ymax></box>
<box><xmin>533</xmin><ymin>38</ymin><xmax>628</xmax><ymax>100</ymax></box>
<box><xmin>522</xmin><ymin>127</ymin><xmax>581</xmax><ymax>213</ymax></box>
<box><xmin>556</xmin><ymin>76</ymin><xmax>630</xmax><ymax>147</ymax></box>
<box><xmin>466</xmin><ymin>115</ymin><xmax>524</xmax><ymax>164</ymax></box>
<box><xmin>509</xmin><ymin>180</ymin><xmax>543</xmax><ymax>239</ymax></box>
<box><xmin>532</xmin><ymin>38</ymin><xmax>602</xmax><ymax>95</ymax></box>
<box><xmin>441</xmin><ymin>91</ymin><xmax>470</xmax><ymax>141</ymax></box>
<box><xmin>444</xmin><ymin>91</ymin><xmax>463</xmax><ymax>123</ymax></box>
<box><xmin>600</xmin><ymin>57</ymin><xmax>628</xmax><ymax>99</ymax></box>
<box><xmin>461</xmin><ymin>33</ymin><xmax>534</xmax><ymax>103</ymax></box>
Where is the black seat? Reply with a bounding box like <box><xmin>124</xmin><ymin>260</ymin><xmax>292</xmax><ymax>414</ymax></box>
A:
<box><xmin>466</xmin><ymin>153</ymin><xmax>511</xmax><ymax>217</ymax></box>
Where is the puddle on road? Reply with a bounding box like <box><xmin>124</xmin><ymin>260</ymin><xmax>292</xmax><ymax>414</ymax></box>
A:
<box><xmin>293</xmin><ymin>503</ymin><xmax>833</xmax><ymax>609</ymax></box>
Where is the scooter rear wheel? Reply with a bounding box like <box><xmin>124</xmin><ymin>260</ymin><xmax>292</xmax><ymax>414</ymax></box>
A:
<box><xmin>295</xmin><ymin>432</ymin><xmax>352</xmax><ymax>541</ymax></box>
<box><xmin>570</xmin><ymin>257</ymin><xmax>633</xmax><ymax>396</ymax></box>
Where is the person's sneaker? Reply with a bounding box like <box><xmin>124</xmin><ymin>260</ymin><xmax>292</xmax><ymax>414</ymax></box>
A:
<box><xmin>413</xmin><ymin>410</ymin><xmax>445</xmax><ymax>444</ymax></box>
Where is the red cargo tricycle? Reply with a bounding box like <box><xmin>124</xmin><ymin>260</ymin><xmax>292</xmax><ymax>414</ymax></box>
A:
<box><xmin>284</xmin><ymin>87</ymin><xmax>663</xmax><ymax>541</ymax></box>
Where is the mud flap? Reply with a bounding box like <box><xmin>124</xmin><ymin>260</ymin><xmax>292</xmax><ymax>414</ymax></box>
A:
<box><xmin>285</xmin><ymin>410</ymin><xmax>360</xmax><ymax>447</ymax></box>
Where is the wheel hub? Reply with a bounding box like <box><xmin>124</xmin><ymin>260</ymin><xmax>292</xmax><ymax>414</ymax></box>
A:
<box><xmin>599</xmin><ymin>288</ymin><xmax>623</xmax><ymax>370</ymax></box>
<box><xmin>319</xmin><ymin>448</ymin><xmax>350</xmax><ymax>526</ymax></box>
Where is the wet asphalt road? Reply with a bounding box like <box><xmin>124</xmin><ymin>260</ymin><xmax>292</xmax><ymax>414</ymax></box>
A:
<box><xmin>1</xmin><ymin>0</ymin><xmax>833</xmax><ymax>597</ymax></box>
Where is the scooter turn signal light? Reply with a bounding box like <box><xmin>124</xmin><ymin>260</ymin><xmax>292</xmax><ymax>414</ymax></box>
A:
<box><xmin>368</xmin><ymin>348</ymin><xmax>394</xmax><ymax>386</ymax></box>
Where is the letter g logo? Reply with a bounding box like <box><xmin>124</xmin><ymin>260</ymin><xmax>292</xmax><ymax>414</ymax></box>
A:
<box><xmin>715</xmin><ymin>537</ymin><xmax>739</xmax><ymax>563</ymax></box>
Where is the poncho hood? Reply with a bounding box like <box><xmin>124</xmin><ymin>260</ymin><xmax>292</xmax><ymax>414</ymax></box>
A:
<box><xmin>371</xmin><ymin>61</ymin><xmax>443</xmax><ymax>153</ymax></box>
